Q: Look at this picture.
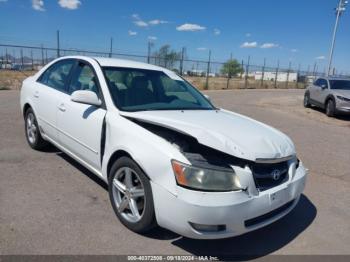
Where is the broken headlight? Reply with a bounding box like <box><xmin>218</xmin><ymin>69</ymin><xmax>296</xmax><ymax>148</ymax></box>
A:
<box><xmin>336</xmin><ymin>95</ymin><xmax>350</xmax><ymax>102</ymax></box>
<box><xmin>171</xmin><ymin>160</ymin><xmax>242</xmax><ymax>192</ymax></box>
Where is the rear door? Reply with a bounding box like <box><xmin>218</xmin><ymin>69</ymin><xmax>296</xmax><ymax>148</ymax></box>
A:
<box><xmin>34</xmin><ymin>59</ymin><xmax>75</xmax><ymax>141</ymax></box>
<box><xmin>56</xmin><ymin>60</ymin><xmax>106</xmax><ymax>170</ymax></box>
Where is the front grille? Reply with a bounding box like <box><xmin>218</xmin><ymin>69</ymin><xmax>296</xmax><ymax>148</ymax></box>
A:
<box><xmin>250</xmin><ymin>161</ymin><xmax>289</xmax><ymax>191</ymax></box>
<box><xmin>244</xmin><ymin>199</ymin><xmax>295</xmax><ymax>228</ymax></box>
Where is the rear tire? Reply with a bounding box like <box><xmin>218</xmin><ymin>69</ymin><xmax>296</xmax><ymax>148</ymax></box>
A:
<box><xmin>304</xmin><ymin>93</ymin><xmax>311</xmax><ymax>108</ymax></box>
<box><xmin>108</xmin><ymin>157</ymin><xmax>156</xmax><ymax>233</ymax></box>
<box><xmin>326</xmin><ymin>99</ymin><xmax>336</xmax><ymax>117</ymax></box>
<box><xmin>24</xmin><ymin>108</ymin><xmax>49</xmax><ymax>150</ymax></box>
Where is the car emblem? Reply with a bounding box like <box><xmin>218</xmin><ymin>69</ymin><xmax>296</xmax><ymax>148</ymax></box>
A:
<box><xmin>271</xmin><ymin>169</ymin><xmax>281</xmax><ymax>180</ymax></box>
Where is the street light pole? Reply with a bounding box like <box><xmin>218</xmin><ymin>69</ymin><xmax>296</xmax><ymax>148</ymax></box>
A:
<box><xmin>327</xmin><ymin>0</ymin><xmax>348</xmax><ymax>76</ymax></box>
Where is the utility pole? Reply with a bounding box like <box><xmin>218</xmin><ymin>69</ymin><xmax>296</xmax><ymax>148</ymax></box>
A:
<box><xmin>5</xmin><ymin>48</ymin><xmax>8</xmax><ymax>65</ymax></box>
<box><xmin>327</xmin><ymin>0</ymin><xmax>348</xmax><ymax>76</ymax></box>
<box><xmin>286</xmin><ymin>61</ymin><xmax>292</xmax><ymax>88</ymax></box>
<box><xmin>296</xmin><ymin>63</ymin><xmax>301</xmax><ymax>88</ymax></box>
<box><xmin>313</xmin><ymin>62</ymin><xmax>317</xmax><ymax>77</ymax></box>
<box><xmin>261</xmin><ymin>58</ymin><xmax>266</xmax><ymax>88</ymax></box>
<box><xmin>274</xmin><ymin>60</ymin><xmax>279</xmax><ymax>88</ymax></box>
<box><xmin>109</xmin><ymin>37</ymin><xmax>113</xmax><ymax>58</ymax></box>
<box><xmin>205</xmin><ymin>50</ymin><xmax>211</xmax><ymax>90</ymax></box>
<box><xmin>226</xmin><ymin>53</ymin><xmax>233</xmax><ymax>89</ymax></box>
<box><xmin>244</xmin><ymin>56</ymin><xmax>250</xmax><ymax>89</ymax></box>
<box><xmin>179</xmin><ymin>47</ymin><xmax>185</xmax><ymax>75</ymax></box>
<box><xmin>41</xmin><ymin>44</ymin><xmax>44</xmax><ymax>66</ymax></box>
<box><xmin>56</xmin><ymin>30</ymin><xmax>60</xmax><ymax>58</ymax></box>
<box><xmin>20</xmin><ymin>48</ymin><xmax>24</xmax><ymax>69</ymax></box>
<box><xmin>31</xmin><ymin>50</ymin><xmax>34</xmax><ymax>70</ymax></box>
<box><xmin>147</xmin><ymin>41</ymin><xmax>152</xmax><ymax>63</ymax></box>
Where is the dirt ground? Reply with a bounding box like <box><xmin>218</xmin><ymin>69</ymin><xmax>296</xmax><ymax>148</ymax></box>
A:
<box><xmin>0</xmin><ymin>89</ymin><xmax>349</xmax><ymax>258</ymax></box>
<box><xmin>0</xmin><ymin>70</ymin><xmax>36</xmax><ymax>90</ymax></box>
<box><xmin>185</xmin><ymin>76</ymin><xmax>307</xmax><ymax>90</ymax></box>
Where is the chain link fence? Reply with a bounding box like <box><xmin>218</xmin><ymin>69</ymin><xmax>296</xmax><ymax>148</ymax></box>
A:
<box><xmin>1</xmin><ymin>43</ymin><xmax>349</xmax><ymax>91</ymax></box>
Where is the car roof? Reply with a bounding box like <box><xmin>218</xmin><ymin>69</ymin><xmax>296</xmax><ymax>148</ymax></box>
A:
<box><xmin>93</xmin><ymin>57</ymin><xmax>167</xmax><ymax>71</ymax></box>
<box><xmin>317</xmin><ymin>77</ymin><xmax>350</xmax><ymax>81</ymax></box>
<box><xmin>51</xmin><ymin>56</ymin><xmax>183</xmax><ymax>81</ymax></box>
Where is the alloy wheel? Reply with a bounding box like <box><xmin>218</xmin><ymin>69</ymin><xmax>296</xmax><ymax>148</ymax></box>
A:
<box><xmin>26</xmin><ymin>112</ymin><xmax>37</xmax><ymax>145</ymax></box>
<box><xmin>112</xmin><ymin>167</ymin><xmax>146</xmax><ymax>223</ymax></box>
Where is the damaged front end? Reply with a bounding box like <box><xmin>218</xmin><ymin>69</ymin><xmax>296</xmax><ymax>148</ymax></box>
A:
<box><xmin>129</xmin><ymin>118</ymin><xmax>298</xmax><ymax>194</ymax></box>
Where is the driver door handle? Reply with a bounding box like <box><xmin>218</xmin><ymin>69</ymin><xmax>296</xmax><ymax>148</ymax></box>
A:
<box><xmin>58</xmin><ymin>103</ymin><xmax>66</xmax><ymax>112</ymax></box>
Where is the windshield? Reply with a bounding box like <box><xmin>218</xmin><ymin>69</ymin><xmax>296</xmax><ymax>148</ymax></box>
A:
<box><xmin>330</xmin><ymin>80</ymin><xmax>350</xmax><ymax>90</ymax></box>
<box><xmin>103</xmin><ymin>67</ymin><xmax>214</xmax><ymax>111</ymax></box>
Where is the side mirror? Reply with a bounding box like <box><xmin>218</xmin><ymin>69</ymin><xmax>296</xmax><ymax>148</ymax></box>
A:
<box><xmin>321</xmin><ymin>84</ymin><xmax>327</xmax><ymax>90</ymax></box>
<box><xmin>71</xmin><ymin>90</ymin><xmax>101</xmax><ymax>106</ymax></box>
<box><xmin>204</xmin><ymin>94</ymin><xmax>211</xmax><ymax>101</ymax></box>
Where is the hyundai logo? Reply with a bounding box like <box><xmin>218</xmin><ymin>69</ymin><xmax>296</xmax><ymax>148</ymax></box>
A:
<box><xmin>271</xmin><ymin>169</ymin><xmax>281</xmax><ymax>180</ymax></box>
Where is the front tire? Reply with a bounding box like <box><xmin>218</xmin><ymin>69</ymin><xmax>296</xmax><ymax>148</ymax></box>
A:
<box><xmin>108</xmin><ymin>157</ymin><xmax>156</xmax><ymax>233</ymax></box>
<box><xmin>304</xmin><ymin>93</ymin><xmax>311</xmax><ymax>108</ymax></box>
<box><xmin>326</xmin><ymin>99</ymin><xmax>336</xmax><ymax>117</ymax></box>
<box><xmin>24</xmin><ymin>108</ymin><xmax>49</xmax><ymax>150</ymax></box>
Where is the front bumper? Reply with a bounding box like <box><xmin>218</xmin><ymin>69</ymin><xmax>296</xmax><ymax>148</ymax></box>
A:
<box><xmin>151</xmin><ymin>162</ymin><xmax>307</xmax><ymax>239</ymax></box>
<box><xmin>336</xmin><ymin>99</ymin><xmax>350</xmax><ymax>113</ymax></box>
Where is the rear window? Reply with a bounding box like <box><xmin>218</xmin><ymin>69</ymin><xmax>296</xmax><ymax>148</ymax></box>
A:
<box><xmin>38</xmin><ymin>60</ymin><xmax>75</xmax><ymax>92</ymax></box>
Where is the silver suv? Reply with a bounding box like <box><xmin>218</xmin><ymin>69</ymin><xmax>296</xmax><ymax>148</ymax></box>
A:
<box><xmin>304</xmin><ymin>77</ymin><xmax>350</xmax><ymax>117</ymax></box>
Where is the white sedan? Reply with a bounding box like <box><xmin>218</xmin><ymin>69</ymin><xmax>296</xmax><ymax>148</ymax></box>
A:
<box><xmin>20</xmin><ymin>56</ymin><xmax>308</xmax><ymax>239</ymax></box>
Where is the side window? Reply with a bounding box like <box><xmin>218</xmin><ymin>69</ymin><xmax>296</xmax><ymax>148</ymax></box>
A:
<box><xmin>69</xmin><ymin>62</ymin><xmax>100</xmax><ymax>96</ymax></box>
<box><xmin>38</xmin><ymin>60</ymin><xmax>74</xmax><ymax>92</ymax></box>
<box><xmin>314</xmin><ymin>79</ymin><xmax>322</xmax><ymax>86</ymax></box>
<box><xmin>320</xmin><ymin>79</ymin><xmax>328</xmax><ymax>88</ymax></box>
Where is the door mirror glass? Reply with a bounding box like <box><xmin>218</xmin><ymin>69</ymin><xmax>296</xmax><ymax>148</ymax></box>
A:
<box><xmin>71</xmin><ymin>90</ymin><xmax>101</xmax><ymax>106</ymax></box>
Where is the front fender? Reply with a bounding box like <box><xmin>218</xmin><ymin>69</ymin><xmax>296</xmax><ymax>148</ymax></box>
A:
<box><xmin>102</xmin><ymin>112</ymin><xmax>189</xmax><ymax>195</ymax></box>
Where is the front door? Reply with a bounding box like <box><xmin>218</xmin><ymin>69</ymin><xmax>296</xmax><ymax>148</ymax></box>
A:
<box><xmin>56</xmin><ymin>61</ymin><xmax>106</xmax><ymax>170</ymax></box>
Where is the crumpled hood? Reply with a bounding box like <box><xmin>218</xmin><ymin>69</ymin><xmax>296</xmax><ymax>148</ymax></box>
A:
<box><xmin>120</xmin><ymin>109</ymin><xmax>295</xmax><ymax>161</ymax></box>
<box><xmin>333</xmin><ymin>89</ymin><xmax>350</xmax><ymax>99</ymax></box>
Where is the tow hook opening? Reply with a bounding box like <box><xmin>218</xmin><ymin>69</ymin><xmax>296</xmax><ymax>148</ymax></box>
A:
<box><xmin>189</xmin><ymin>222</ymin><xmax>226</xmax><ymax>233</ymax></box>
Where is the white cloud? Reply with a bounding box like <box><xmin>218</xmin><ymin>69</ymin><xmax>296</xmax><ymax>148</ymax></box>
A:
<box><xmin>131</xmin><ymin>14</ymin><xmax>149</xmax><ymax>27</ymax></box>
<box><xmin>176</xmin><ymin>23</ymin><xmax>206</xmax><ymax>32</ymax></box>
<box><xmin>32</xmin><ymin>0</ymin><xmax>45</xmax><ymax>11</ymax></box>
<box><xmin>316</xmin><ymin>56</ymin><xmax>326</xmax><ymax>60</ymax></box>
<box><xmin>197</xmin><ymin>47</ymin><xmax>207</xmax><ymax>51</ymax></box>
<box><xmin>260</xmin><ymin>43</ymin><xmax>279</xmax><ymax>49</ymax></box>
<box><xmin>134</xmin><ymin>20</ymin><xmax>148</xmax><ymax>27</ymax></box>
<box><xmin>291</xmin><ymin>49</ymin><xmax>298</xmax><ymax>52</ymax></box>
<box><xmin>128</xmin><ymin>30</ymin><xmax>137</xmax><ymax>36</ymax></box>
<box><xmin>245</xmin><ymin>33</ymin><xmax>251</xmax><ymax>37</ymax></box>
<box><xmin>149</xmin><ymin>19</ymin><xmax>168</xmax><ymax>25</ymax></box>
<box><xmin>213</xmin><ymin>28</ymin><xmax>221</xmax><ymax>35</ymax></box>
<box><xmin>148</xmin><ymin>36</ymin><xmax>157</xmax><ymax>41</ymax></box>
<box><xmin>58</xmin><ymin>0</ymin><xmax>81</xmax><ymax>10</ymax></box>
<box><xmin>240</xmin><ymin>42</ymin><xmax>257</xmax><ymax>48</ymax></box>
<box><xmin>131</xmin><ymin>14</ymin><xmax>140</xmax><ymax>19</ymax></box>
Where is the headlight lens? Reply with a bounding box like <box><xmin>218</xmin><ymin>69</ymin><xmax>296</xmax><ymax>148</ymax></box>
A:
<box><xmin>337</xmin><ymin>95</ymin><xmax>350</xmax><ymax>102</ymax></box>
<box><xmin>171</xmin><ymin>160</ymin><xmax>242</xmax><ymax>191</ymax></box>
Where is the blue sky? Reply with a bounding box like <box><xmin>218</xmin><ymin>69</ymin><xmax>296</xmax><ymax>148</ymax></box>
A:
<box><xmin>0</xmin><ymin>0</ymin><xmax>349</xmax><ymax>73</ymax></box>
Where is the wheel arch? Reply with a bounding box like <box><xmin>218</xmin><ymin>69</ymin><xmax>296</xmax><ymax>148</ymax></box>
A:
<box><xmin>106</xmin><ymin>150</ymin><xmax>150</xmax><ymax>181</ymax></box>
<box><xmin>23</xmin><ymin>103</ymin><xmax>32</xmax><ymax>118</ymax></box>
<box><xmin>325</xmin><ymin>94</ymin><xmax>335</xmax><ymax>106</ymax></box>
